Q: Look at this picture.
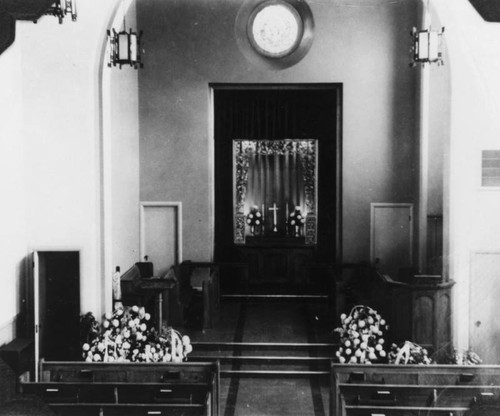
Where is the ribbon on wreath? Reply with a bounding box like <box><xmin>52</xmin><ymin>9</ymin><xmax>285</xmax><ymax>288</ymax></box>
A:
<box><xmin>394</xmin><ymin>341</ymin><xmax>414</xmax><ymax>364</ymax></box>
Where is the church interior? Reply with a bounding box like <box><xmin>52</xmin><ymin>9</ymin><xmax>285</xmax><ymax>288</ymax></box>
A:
<box><xmin>2</xmin><ymin>0</ymin><xmax>500</xmax><ymax>415</ymax></box>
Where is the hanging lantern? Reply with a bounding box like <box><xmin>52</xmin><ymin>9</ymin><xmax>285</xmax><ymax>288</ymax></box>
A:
<box><xmin>44</xmin><ymin>0</ymin><xmax>77</xmax><ymax>24</ymax></box>
<box><xmin>410</xmin><ymin>26</ymin><xmax>445</xmax><ymax>66</ymax></box>
<box><xmin>107</xmin><ymin>28</ymin><xmax>143</xmax><ymax>69</ymax></box>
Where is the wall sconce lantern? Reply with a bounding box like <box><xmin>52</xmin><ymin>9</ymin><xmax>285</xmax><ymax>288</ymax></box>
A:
<box><xmin>410</xmin><ymin>26</ymin><xmax>445</xmax><ymax>66</ymax></box>
<box><xmin>107</xmin><ymin>28</ymin><xmax>144</xmax><ymax>69</ymax></box>
<box><xmin>44</xmin><ymin>0</ymin><xmax>77</xmax><ymax>24</ymax></box>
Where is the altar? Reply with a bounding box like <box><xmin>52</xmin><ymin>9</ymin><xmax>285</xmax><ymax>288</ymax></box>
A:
<box><xmin>233</xmin><ymin>139</ymin><xmax>318</xmax><ymax>246</ymax></box>
<box><xmin>240</xmin><ymin>236</ymin><xmax>315</xmax><ymax>285</ymax></box>
<box><xmin>231</xmin><ymin>139</ymin><xmax>320</xmax><ymax>288</ymax></box>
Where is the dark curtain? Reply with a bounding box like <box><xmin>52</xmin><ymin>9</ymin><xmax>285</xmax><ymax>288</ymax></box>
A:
<box><xmin>215</xmin><ymin>89</ymin><xmax>318</xmax><ymax>140</ymax></box>
<box><xmin>214</xmin><ymin>87</ymin><xmax>339</xmax><ymax>261</ymax></box>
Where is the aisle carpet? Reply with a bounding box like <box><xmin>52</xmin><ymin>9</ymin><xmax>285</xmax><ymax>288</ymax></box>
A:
<box><xmin>184</xmin><ymin>299</ymin><xmax>334</xmax><ymax>416</ymax></box>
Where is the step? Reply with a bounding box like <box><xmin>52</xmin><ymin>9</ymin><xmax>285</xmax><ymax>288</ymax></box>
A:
<box><xmin>192</xmin><ymin>341</ymin><xmax>337</xmax><ymax>350</ymax></box>
<box><xmin>190</xmin><ymin>355</ymin><xmax>332</xmax><ymax>363</ymax></box>
<box><xmin>221</xmin><ymin>294</ymin><xmax>329</xmax><ymax>303</ymax></box>
<box><xmin>220</xmin><ymin>369</ymin><xmax>330</xmax><ymax>378</ymax></box>
<box><xmin>189</xmin><ymin>355</ymin><xmax>332</xmax><ymax>371</ymax></box>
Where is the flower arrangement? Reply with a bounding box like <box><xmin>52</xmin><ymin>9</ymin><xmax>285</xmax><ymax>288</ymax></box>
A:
<box><xmin>81</xmin><ymin>306</ymin><xmax>193</xmax><ymax>363</ymax></box>
<box><xmin>388</xmin><ymin>341</ymin><xmax>432</xmax><ymax>365</ymax></box>
<box><xmin>448</xmin><ymin>348</ymin><xmax>482</xmax><ymax>365</ymax></box>
<box><xmin>246</xmin><ymin>205</ymin><xmax>263</xmax><ymax>227</ymax></box>
<box><xmin>288</xmin><ymin>206</ymin><xmax>305</xmax><ymax>227</ymax></box>
<box><xmin>334</xmin><ymin>305</ymin><xmax>389</xmax><ymax>364</ymax></box>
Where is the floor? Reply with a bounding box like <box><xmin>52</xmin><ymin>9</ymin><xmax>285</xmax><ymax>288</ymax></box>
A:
<box><xmin>181</xmin><ymin>297</ymin><xmax>336</xmax><ymax>416</ymax></box>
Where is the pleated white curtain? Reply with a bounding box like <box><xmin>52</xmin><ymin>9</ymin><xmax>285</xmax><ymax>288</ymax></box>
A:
<box><xmin>245</xmin><ymin>149</ymin><xmax>306</xmax><ymax>229</ymax></box>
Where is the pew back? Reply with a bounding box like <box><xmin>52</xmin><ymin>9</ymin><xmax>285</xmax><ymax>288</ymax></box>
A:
<box><xmin>19</xmin><ymin>360</ymin><xmax>220</xmax><ymax>416</ymax></box>
<box><xmin>331</xmin><ymin>363</ymin><xmax>500</xmax><ymax>416</ymax></box>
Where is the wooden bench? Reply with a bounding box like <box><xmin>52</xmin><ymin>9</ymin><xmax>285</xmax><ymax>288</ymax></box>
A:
<box><xmin>19</xmin><ymin>360</ymin><xmax>220</xmax><ymax>416</ymax></box>
<box><xmin>331</xmin><ymin>364</ymin><xmax>500</xmax><ymax>416</ymax></box>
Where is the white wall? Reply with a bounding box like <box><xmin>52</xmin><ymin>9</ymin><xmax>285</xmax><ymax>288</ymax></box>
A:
<box><xmin>12</xmin><ymin>0</ymin><xmax>119</xmax><ymax>328</ymax></box>
<box><xmin>137</xmin><ymin>0</ymin><xmax>420</xmax><ymax>264</ymax></box>
<box><xmin>107</xmin><ymin>1</ymin><xmax>141</xmax><ymax>279</ymax></box>
<box><xmin>0</xmin><ymin>39</ymin><xmax>27</xmax><ymax>345</ymax></box>
<box><xmin>434</xmin><ymin>0</ymin><xmax>500</xmax><ymax>359</ymax></box>
<box><xmin>0</xmin><ymin>0</ymin><xmax>141</xmax><ymax>346</ymax></box>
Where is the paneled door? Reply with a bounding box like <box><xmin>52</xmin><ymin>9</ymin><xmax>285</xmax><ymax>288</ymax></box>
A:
<box><xmin>140</xmin><ymin>202</ymin><xmax>182</xmax><ymax>277</ymax></box>
<box><xmin>470</xmin><ymin>252</ymin><xmax>500</xmax><ymax>364</ymax></box>
<box><xmin>370</xmin><ymin>203</ymin><xmax>414</xmax><ymax>277</ymax></box>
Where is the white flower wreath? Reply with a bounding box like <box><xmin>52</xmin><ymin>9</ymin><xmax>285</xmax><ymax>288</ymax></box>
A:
<box><xmin>334</xmin><ymin>305</ymin><xmax>389</xmax><ymax>364</ymax></box>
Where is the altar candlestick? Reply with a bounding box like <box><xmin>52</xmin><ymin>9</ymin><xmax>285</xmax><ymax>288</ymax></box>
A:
<box><xmin>262</xmin><ymin>204</ymin><xmax>265</xmax><ymax>231</ymax></box>
<box><xmin>269</xmin><ymin>203</ymin><xmax>279</xmax><ymax>232</ymax></box>
<box><xmin>285</xmin><ymin>202</ymin><xmax>289</xmax><ymax>219</ymax></box>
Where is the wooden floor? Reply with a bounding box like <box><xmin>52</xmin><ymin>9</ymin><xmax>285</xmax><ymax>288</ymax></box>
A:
<box><xmin>181</xmin><ymin>297</ymin><xmax>336</xmax><ymax>416</ymax></box>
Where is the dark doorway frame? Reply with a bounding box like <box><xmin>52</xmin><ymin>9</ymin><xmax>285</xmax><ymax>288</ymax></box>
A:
<box><xmin>210</xmin><ymin>83</ymin><xmax>343</xmax><ymax>288</ymax></box>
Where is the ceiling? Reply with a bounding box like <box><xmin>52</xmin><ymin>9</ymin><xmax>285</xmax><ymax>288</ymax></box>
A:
<box><xmin>0</xmin><ymin>0</ymin><xmax>54</xmax><ymax>55</ymax></box>
<box><xmin>469</xmin><ymin>0</ymin><xmax>500</xmax><ymax>22</ymax></box>
<box><xmin>0</xmin><ymin>0</ymin><xmax>54</xmax><ymax>20</ymax></box>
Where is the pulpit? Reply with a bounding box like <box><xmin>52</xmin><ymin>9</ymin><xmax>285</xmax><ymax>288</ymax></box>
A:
<box><xmin>120</xmin><ymin>263</ymin><xmax>176</xmax><ymax>329</ymax></box>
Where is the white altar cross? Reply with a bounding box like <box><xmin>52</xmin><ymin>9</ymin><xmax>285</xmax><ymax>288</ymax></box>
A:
<box><xmin>269</xmin><ymin>203</ymin><xmax>279</xmax><ymax>232</ymax></box>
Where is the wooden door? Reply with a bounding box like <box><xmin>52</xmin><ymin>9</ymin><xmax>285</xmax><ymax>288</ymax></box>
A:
<box><xmin>470</xmin><ymin>252</ymin><xmax>500</xmax><ymax>364</ymax></box>
<box><xmin>33</xmin><ymin>251</ymin><xmax>80</xmax><ymax>380</ymax></box>
<box><xmin>140</xmin><ymin>202</ymin><xmax>182</xmax><ymax>276</ymax></box>
<box><xmin>370</xmin><ymin>203</ymin><xmax>414</xmax><ymax>277</ymax></box>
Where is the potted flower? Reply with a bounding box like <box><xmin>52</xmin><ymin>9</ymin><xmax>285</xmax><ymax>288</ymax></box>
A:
<box><xmin>246</xmin><ymin>205</ymin><xmax>263</xmax><ymax>235</ymax></box>
<box><xmin>288</xmin><ymin>206</ymin><xmax>305</xmax><ymax>237</ymax></box>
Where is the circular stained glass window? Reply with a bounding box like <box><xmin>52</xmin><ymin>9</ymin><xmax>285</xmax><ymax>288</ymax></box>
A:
<box><xmin>248</xmin><ymin>1</ymin><xmax>304</xmax><ymax>58</ymax></box>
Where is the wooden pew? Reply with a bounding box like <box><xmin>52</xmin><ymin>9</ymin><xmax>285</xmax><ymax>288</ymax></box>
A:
<box><xmin>331</xmin><ymin>363</ymin><xmax>500</xmax><ymax>416</ymax></box>
<box><xmin>19</xmin><ymin>359</ymin><xmax>220</xmax><ymax>416</ymax></box>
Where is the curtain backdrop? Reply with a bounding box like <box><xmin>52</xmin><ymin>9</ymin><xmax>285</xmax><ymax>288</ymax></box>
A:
<box><xmin>214</xmin><ymin>88</ymin><xmax>335</xmax><ymax>245</ymax></box>
<box><xmin>245</xmin><ymin>143</ymin><xmax>306</xmax><ymax>229</ymax></box>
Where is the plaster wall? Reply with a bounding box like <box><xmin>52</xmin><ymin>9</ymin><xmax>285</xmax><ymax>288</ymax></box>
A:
<box><xmin>433</xmin><ymin>0</ymin><xmax>500</xmax><ymax>360</ymax></box>
<box><xmin>108</xmin><ymin>3</ymin><xmax>141</xmax><ymax>277</ymax></box>
<box><xmin>13</xmin><ymin>0</ymin><xmax>119</xmax><ymax>320</ymax></box>
<box><xmin>0</xmin><ymin>39</ymin><xmax>27</xmax><ymax>345</ymax></box>
<box><xmin>137</xmin><ymin>0</ymin><xmax>421</xmax><ymax>264</ymax></box>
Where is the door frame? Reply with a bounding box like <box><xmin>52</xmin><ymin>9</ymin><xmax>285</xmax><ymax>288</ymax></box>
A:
<box><xmin>32</xmin><ymin>249</ymin><xmax>81</xmax><ymax>381</ymax></box>
<box><xmin>209</xmin><ymin>83</ymin><xmax>343</xmax><ymax>264</ymax></box>
<box><xmin>139</xmin><ymin>201</ymin><xmax>183</xmax><ymax>268</ymax></box>
<box><xmin>370</xmin><ymin>202</ymin><xmax>414</xmax><ymax>266</ymax></box>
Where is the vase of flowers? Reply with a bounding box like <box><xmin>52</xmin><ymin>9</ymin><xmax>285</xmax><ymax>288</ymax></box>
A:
<box><xmin>288</xmin><ymin>206</ymin><xmax>305</xmax><ymax>237</ymax></box>
<box><xmin>334</xmin><ymin>305</ymin><xmax>389</xmax><ymax>364</ymax></box>
<box><xmin>246</xmin><ymin>205</ymin><xmax>263</xmax><ymax>235</ymax></box>
<box><xmin>80</xmin><ymin>305</ymin><xmax>193</xmax><ymax>363</ymax></box>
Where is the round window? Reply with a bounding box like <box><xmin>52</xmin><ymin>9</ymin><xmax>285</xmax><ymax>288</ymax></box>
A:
<box><xmin>247</xmin><ymin>1</ymin><xmax>304</xmax><ymax>58</ymax></box>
